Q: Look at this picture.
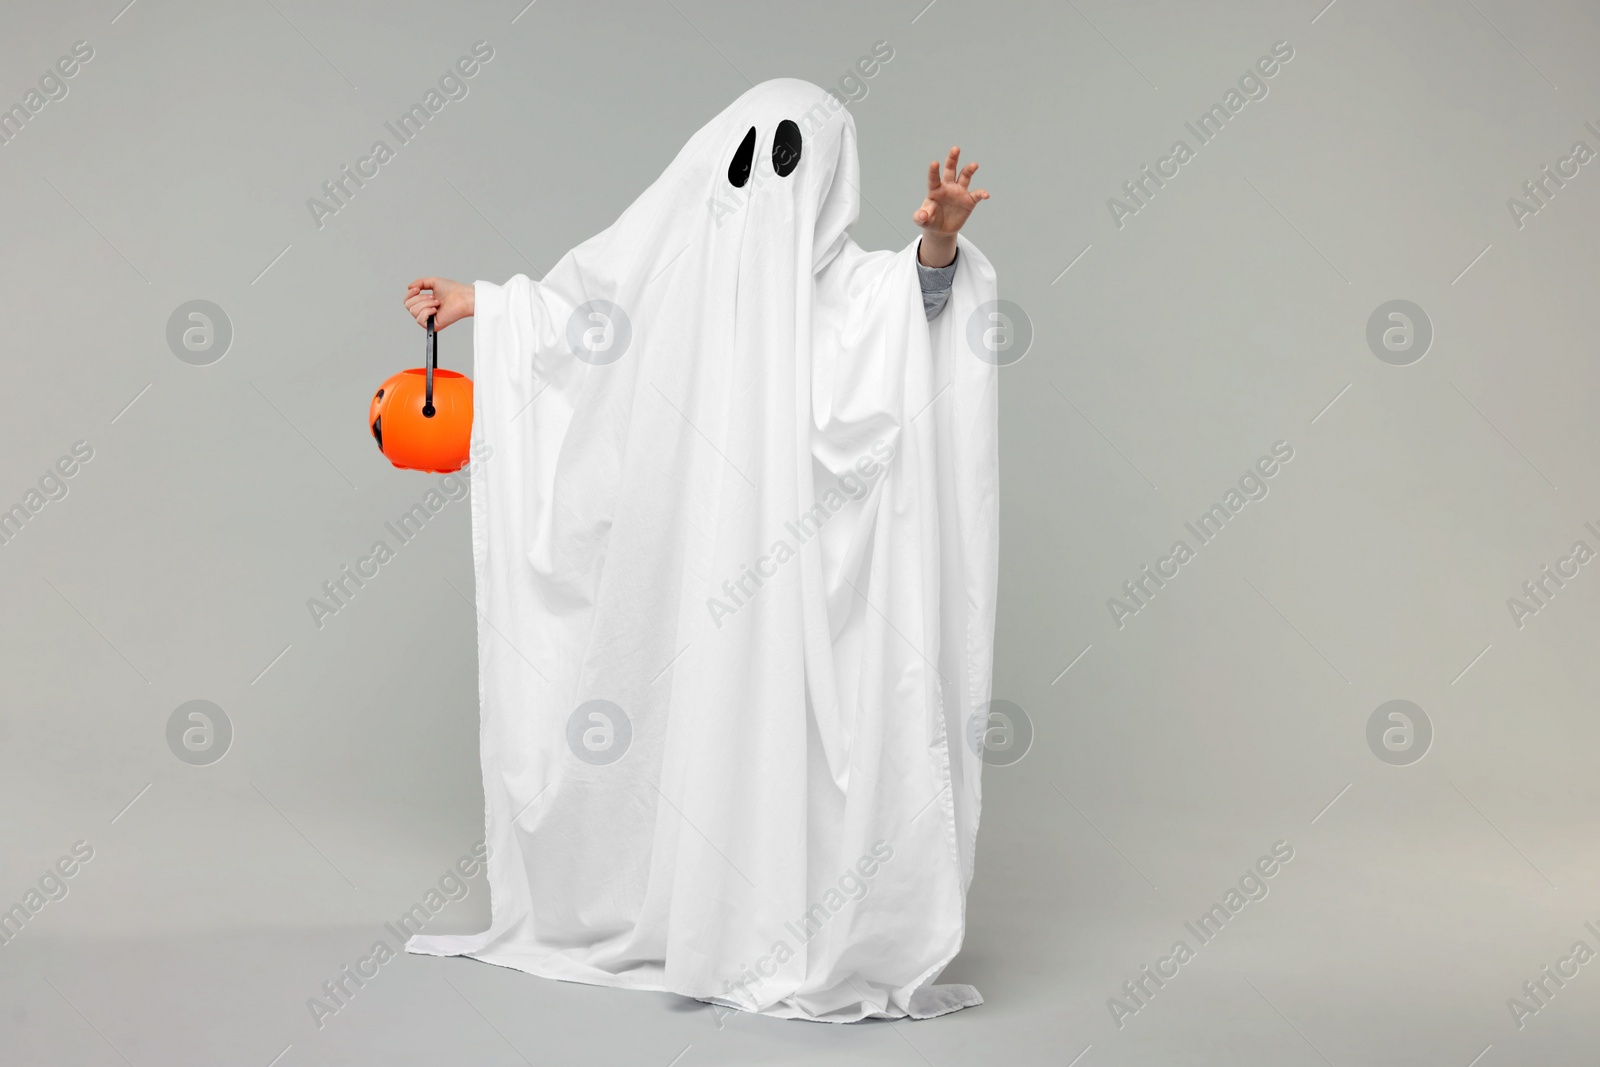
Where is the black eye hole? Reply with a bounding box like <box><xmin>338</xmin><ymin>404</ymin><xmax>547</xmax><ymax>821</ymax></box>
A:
<box><xmin>728</xmin><ymin>126</ymin><xmax>756</xmax><ymax>187</ymax></box>
<box><xmin>371</xmin><ymin>415</ymin><xmax>383</xmax><ymax>450</ymax></box>
<box><xmin>772</xmin><ymin>119</ymin><xmax>802</xmax><ymax>177</ymax></box>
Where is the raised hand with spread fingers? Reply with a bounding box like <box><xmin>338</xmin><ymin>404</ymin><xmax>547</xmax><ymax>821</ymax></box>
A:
<box><xmin>913</xmin><ymin>146</ymin><xmax>990</xmax><ymax>268</ymax></box>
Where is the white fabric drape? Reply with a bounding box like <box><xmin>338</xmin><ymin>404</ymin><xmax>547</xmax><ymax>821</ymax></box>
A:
<box><xmin>407</xmin><ymin>78</ymin><xmax>999</xmax><ymax>1022</ymax></box>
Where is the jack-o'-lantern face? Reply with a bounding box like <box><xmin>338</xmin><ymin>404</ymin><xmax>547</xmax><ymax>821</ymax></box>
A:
<box><xmin>369</xmin><ymin>386</ymin><xmax>386</xmax><ymax>451</ymax></box>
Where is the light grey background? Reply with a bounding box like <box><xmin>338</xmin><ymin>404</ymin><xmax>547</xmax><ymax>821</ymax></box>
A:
<box><xmin>3</xmin><ymin>0</ymin><xmax>1599</xmax><ymax>1064</ymax></box>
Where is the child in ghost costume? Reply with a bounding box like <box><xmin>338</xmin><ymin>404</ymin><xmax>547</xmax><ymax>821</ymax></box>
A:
<box><xmin>401</xmin><ymin>78</ymin><xmax>999</xmax><ymax>1022</ymax></box>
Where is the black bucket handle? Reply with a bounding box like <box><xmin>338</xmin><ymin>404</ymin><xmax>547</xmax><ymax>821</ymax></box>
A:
<box><xmin>423</xmin><ymin>314</ymin><xmax>438</xmax><ymax>418</ymax></box>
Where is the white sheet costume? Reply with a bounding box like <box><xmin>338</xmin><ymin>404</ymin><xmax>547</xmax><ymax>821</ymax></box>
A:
<box><xmin>407</xmin><ymin>78</ymin><xmax>1000</xmax><ymax>1022</ymax></box>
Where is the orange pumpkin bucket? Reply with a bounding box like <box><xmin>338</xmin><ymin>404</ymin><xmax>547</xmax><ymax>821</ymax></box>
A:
<box><xmin>370</xmin><ymin>314</ymin><xmax>473</xmax><ymax>473</ymax></box>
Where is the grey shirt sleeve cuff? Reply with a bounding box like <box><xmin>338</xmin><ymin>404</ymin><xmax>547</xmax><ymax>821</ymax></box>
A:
<box><xmin>917</xmin><ymin>243</ymin><xmax>958</xmax><ymax>321</ymax></box>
